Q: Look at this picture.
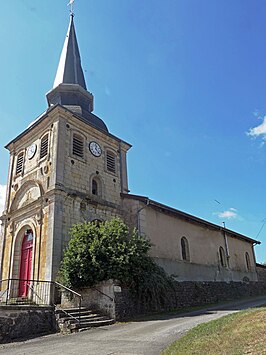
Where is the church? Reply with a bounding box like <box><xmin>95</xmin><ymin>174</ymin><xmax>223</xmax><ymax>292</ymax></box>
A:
<box><xmin>0</xmin><ymin>12</ymin><xmax>260</xmax><ymax>299</ymax></box>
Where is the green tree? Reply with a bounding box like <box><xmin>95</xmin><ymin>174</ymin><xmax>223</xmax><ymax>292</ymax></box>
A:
<box><xmin>60</xmin><ymin>218</ymin><xmax>175</xmax><ymax>308</ymax></box>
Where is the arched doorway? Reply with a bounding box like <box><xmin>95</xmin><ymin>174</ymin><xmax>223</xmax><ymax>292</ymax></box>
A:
<box><xmin>18</xmin><ymin>229</ymin><xmax>33</xmax><ymax>297</ymax></box>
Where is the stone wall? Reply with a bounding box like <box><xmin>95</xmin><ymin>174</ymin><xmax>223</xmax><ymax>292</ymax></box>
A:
<box><xmin>0</xmin><ymin>306</ymin><xmax>57</xmax><ymax>343</ymax></box>
<box><xmin>256</xmin><ymin>264</ymin><xmax>266</xmax><ymax>283</ymax></box>
<box><xmin>78</xmin><ymin>280</ymin><xmax>115</xmax><ymax>319</ymax></box>
<box><xmin>114</xmin><ymin>281</ymin><xmax>266</xmax><ymax>320</ymax></box>
<box><xmin>61</xmin><ymin>280</ymin><xmax>116</xmax><ymax>319</ymax></box>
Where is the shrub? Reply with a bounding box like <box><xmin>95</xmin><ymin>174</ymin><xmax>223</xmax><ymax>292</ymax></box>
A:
<box><xmin>59</xmin><ymin>218</ymin><xmax>175</xmax><ymax>308</ymax></box>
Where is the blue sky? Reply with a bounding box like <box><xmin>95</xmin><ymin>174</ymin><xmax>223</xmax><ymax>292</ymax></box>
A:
<box><xmin>0</xmin><ymin>0</ymin><xmax>265</xmax><ymax>262</ymax></box>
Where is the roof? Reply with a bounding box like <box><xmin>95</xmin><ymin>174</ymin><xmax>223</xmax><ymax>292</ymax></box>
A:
<box><xmin>5</xmin><ymin>104</ymin><xmax>132</xmax><ymax>149</ymax></box>
<box><xmin>121</xmin><ymin>193</ymin><xmax>260</xmax><ymax>245</ymax></box>
<box><xmin>53</xmin><ymin>14</ymin><xmax>87</xmax><ymax>90</ymax></box>
<box><xmin>256</xmin><ymin>263</ymin><xmax>266</xmax><ymax>269</ymax></box>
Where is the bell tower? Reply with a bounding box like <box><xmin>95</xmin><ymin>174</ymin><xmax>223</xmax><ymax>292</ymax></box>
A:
<box><xmin>0</xmin><ymin>12</ymin><xmax>131</xmax><ymax>283</ymax></box>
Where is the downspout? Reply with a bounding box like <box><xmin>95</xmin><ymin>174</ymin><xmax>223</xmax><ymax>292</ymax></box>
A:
<box><xmin>252</xmin><ymin>241</ymin><xmax>259</xmax><ymax>281</ymax></box>
<box><xmin>137</xmin><ymin>198</ymin><xmax>150</xmax><ymax>235</ymax></box>
<box><xmin>222</xmin><ymin>222</ymin><xmax>230</xmax><ymax>267</ymax></box>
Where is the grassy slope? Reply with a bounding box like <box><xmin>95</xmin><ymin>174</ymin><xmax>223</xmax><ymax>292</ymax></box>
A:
<box><xmin>162</xmin><ymin>306</ymin><xmax>266</xmax><ymax>355</ymax></box>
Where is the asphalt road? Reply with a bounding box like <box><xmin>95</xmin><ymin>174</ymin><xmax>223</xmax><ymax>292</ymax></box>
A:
<box><xmin>0</xmin><ymin>297</ymin><xmax>265</xmax><ymax>355</ymax></box>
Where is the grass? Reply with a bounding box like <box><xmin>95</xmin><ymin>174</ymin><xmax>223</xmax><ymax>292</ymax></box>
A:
<box><xmin>162</xmin><ymin>306</ymin><xmax>266</xmax><ymax>355</ymax></box>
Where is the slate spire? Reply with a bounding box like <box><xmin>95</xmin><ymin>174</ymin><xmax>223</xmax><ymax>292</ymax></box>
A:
<box><xmin>53</xmin><ymin>14</ymin><xmax>87</xmax><ymax>90</ymax></box>
<box><xmin>46</xmin><ymin>13</ymin><xmax>108</xmax><ymax>132</ymax></box>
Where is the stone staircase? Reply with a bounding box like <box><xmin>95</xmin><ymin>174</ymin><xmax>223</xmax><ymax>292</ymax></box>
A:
<box><xmin>55</xmin><ymin>307</ymin><xmax>115</xmax><ymax>333</ymax></box>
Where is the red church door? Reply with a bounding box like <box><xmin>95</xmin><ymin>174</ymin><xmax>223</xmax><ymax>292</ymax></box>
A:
<box><xmin>18</xmin><ymin>230</ymin><xmax>33</xmax><ymax>297</ymax></box>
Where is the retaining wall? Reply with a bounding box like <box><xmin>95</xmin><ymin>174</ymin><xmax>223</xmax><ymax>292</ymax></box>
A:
<box><xmin>256</xmin><ymin>264</ymin><xmax>266</xmax><ymax>283</ymax></box>
<box><xmin>0</xmin><ymin>306</ymin><xmax>57</xmax><ymax>343</ymax></box>
<box><xmin>114</xmin><ymin>281</ymin><xmax>266</xmax><ymax>320</ymax></box>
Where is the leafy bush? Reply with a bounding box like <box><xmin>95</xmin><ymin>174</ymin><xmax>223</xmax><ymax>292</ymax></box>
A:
<box><xmin>59</xmin><ymin>218</ymin><xmax>175</xmax><ymax>308</ymax></box>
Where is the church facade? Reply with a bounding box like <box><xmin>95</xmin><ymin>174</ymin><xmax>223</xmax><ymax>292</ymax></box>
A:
<box><xmin>0</xmin><ymin>14</ymin><xmax>260</xmax><ymax>295</ymax></box>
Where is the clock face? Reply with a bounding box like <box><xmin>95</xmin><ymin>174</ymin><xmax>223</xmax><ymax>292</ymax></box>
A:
<box><xmin>89</xmin><ymin>141</ymin><xmax>102</xmax><ymax>157</ymax></box>
<box><xmin>27</xmin><ymin>144</ymin><xmax>37</xmax><ymax>160</ymax></box>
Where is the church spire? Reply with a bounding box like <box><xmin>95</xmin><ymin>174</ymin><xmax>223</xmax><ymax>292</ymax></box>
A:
<box><xmin>46</xmin><ymin>7</ymin><xmax>108</xmax><ymax>132</ymax></box>
<box><xmin>53</xmin><ymin>14</ymin><xmax>87</xmax><ymax>90</ymax></box>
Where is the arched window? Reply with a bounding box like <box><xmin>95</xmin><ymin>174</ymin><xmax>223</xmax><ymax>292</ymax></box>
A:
<box><xmin>219</xmin><ymin>246</ymin><xmax>226</xmax><ymax>267</ymax></box>
<box><xmin>245</xmin><ymin>252</ymin><xmax>251</xmax><ymax>271</ymax></box>
<box><xmin>92</xmin><ymin>179</ymin><xmax>98</xmax><ymax>195</ymax></box>
<box><xmin>181</xmin><ymin>237</ymin><xmax>190</xmax><ymax>261</ymax></box>
<box><xmin>91</xmin><ymin>176</ymin><xmax>102</xmax><ymax>197</ymax></box>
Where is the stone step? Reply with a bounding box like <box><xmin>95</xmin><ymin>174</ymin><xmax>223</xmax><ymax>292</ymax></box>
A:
<box><xmin>58</xmin><ymin>314</ymin><xmax>107</xmax><ymax>323</ymax></box>
<box><xmin>69</xmin><ymin>318</ymin><xmax>115</xmax><ymax>331</ymax></box>
<box><xmin>67</xmin><ymin>315</ymin><xmax>109</xmax><ymax>324</ymax></box>
<box><xmin>55</xmin><ymin>307</ymin><xmax>87</xmax><ymax>314</ymax></box>
<box><xmin>56</xmin><ymin>309</ymin><xmax>95</xmax><ymax>318</ymax></box>
<box><xmin>56</xmin><ymin>307</ymin><xmax>115</xmax><ymax>333</ymax></box>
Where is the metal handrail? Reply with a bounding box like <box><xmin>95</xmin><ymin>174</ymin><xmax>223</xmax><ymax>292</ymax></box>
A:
<box><xmin>26</xmin><ymin>282</ymin><xmax>44</xmax><ymax>303</ymax></box>
<box><xmin>0</xmin><ymin>278</ymin><xmax>51</xmax><ymax>305</ymax></box>
<box><xmin>57</xmin><ymin>307</ymin><xmax>81</xmax><ymax>323</ymax></box>
<box><xmin>0</xmin><ymin>279</ymin><xmax>83</xmax><ymax>324</ymax></box>
<box><xmin>54</xmin><ymin>282</ymin><xmax>82</xmax><ymax>324</ymax></box>
<box><xmin>93</xmin><ymin>287</ymin><xmax>114</xmax><ymax>302</ymax></box>
<box><xmin>0</xmin><ymin>278</ymin><xmax>53</xmax><ymax>284</ymax></box>
<box><xmin>54</xmin><ymin>282</ymin><xmax>82</xmax><ymax>298</ymax></box>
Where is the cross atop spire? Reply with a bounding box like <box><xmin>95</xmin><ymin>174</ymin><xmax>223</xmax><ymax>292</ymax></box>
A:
<box><xmin>68</xmin><ymin>0</ymin><xmax>75</xmax><ymax>17</ymax></box>
<box><xmin>53</xmin><ymin>13</ymin><xmax>86</xmax><ymax>90</ymax></box>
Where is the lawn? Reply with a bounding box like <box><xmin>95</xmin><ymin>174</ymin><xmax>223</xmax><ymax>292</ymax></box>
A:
<box><xmin>162</xmin><ymin>306</ymin><xmax>266</xmax><ymax>355</ymax></box>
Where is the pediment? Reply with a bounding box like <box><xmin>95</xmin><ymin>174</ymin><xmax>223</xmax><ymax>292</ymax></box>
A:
<box><xmin>10</xmin><ymin>181</ymin><xmax>43</xmax><ymax>212</ymax></box>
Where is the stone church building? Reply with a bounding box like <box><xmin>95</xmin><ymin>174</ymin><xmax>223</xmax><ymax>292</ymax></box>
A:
<box><xmin>0</xmin><ymin>14</ymin><xmax>260</xmax><ymax>298</ymax></box>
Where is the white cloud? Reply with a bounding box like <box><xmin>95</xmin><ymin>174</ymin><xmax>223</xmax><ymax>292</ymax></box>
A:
<box><xmin>0</xmin><ymin>184</ymin><xmax>6</xmax><ymax>215</ymax></box>
<box><xmin>214</xmin><ymin>208</ymin><xmax>239</xmax><ymax>220</ymax></box>
<box><xmin>218</xmin><ymin>210</ymin><xmax>237</xmax><ymax>219</ymax></box>
<box><xmin>247</xmin><ymin>116</ymin><xmax>266</xmax><ymax>138</ymax></box>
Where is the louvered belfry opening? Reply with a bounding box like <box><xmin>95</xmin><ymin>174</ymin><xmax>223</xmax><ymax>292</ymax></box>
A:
<box><xmin>72</xmin><ymin>133</ymin><xmax>84</xmax><ymax>158</ymax></box>
<box><xmin>106</xmin><ymin>151</ymin><xmax>116</xmax><ymax>173</ymax></box>
<box><xmin>40</xmin><ymin>134</ymin><xmax>49</xmax><ymax>159</ymax></box>
<box><xmin>16</xmin><ymin>152</ymin><xmax>24</xmax><ymax>174</ymax></box>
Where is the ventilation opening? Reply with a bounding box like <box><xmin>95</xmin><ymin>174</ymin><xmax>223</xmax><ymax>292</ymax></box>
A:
<box><xmin>16</xmin><ymin>153</ymin><xmax>24</xmax><ymax>174</ymax></box>
<box><xmin>40</xmin><ymin>134</ymin><xmax>49</xmax><ymax>159</ymax></box>
<box><xmin>72</xmin><ymin>134</ymin><xmax>84</xmax><ymax>158</ymax></box>
<box><xmin>106</xmin><ymin>151</ymin><xmax>116</xmax><ymax>173</ymax></box>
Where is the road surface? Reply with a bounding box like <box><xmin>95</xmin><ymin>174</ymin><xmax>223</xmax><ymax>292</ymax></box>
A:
<box><xmin>0</xmin><ymin>297</ymin><xmax>265</xmax><ymax>355</ymax></box>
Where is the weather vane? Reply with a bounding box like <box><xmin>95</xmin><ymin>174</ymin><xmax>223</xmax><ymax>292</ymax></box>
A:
<box><xmin>67</xmin><ymin>0</ymin><xmax>75</xmax><ymax>16</ymax></box>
